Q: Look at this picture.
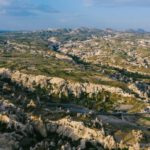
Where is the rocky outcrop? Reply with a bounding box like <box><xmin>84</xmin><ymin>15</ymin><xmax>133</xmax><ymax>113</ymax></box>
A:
<box><xmin>55</xmin><ymin>53</ymin><xmax>73</xmax><ymax>61</ymax></box>
<box><xmin>30</xmin><ymin>115</ymin><xmax>47</xmax><ymax>138</ymax></box>
<box><xmin>47</xmin><ymin>117</ymin><xmax>117</xmax><ymax>149</ymax></box>
<box><xmin>0</xmin><ymin>68</ymin><xmax>134</xmax><ymax>100</ymax></box>
<box><xmin>47</xmin><ymin>117</ymin><xmax>145</xmax><ymax>150</ymax></box>
<box><xmin>0</xmin><ymin>83</ymin><xmax>149</xmax><ymax>150</ymax></box>
<box><xmin>0</xmin><ymin>114</ymin><xmax>10</xmax><ymax>123</ymax></box>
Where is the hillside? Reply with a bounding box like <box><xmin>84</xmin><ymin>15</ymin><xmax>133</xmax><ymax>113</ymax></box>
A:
<box><xmin>0</xmin><ymin>28</ymin><xmax>150</xmax><ymax>149</ymax></box>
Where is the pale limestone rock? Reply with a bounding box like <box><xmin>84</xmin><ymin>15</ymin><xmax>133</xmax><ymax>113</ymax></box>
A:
<box><xmin>0</xmin><ymin>68</ymin><xmax>136</xmax><ymax>101</ymax></box>
<box><xmin>27</xmin><ymin>100</ymin><xmax>36</xmax><ymax>108</ymax></box>
<box><xmin>0</xmin><ymin>114</ymin><xmax>10</xmax><ymax>123</ymax></box>
<box><xmin>48</xmin><ymin>117</ymin><xmax>117</xmax><ymax>149</ymax></box>
<box><xmin>55</xmin><ymin>53</ymin><xmax>73</xmax><ymax>61</ymax></box>
<box><xmin>0</xmin><ymin>68</ymin><xmax>11</xmax><ymax>78</ymax></box>
<box><xmin>80</xmin><ymin>139</ymin><xmax>86</xmax><ymax>149</ymax></box>
<box><xmin>30</xmin><ymin>116</ymin><xmax>47</xmax><ymax>138</ymax></box>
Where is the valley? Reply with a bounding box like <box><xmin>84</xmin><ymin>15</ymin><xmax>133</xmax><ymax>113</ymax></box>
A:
<box><xmin>0</xmin><ymin>28</ymin><xmax>150</xmax><ymax>149</ymax></box>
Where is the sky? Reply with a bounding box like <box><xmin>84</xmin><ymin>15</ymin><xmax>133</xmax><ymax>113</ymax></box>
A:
<box><xmin>0</xmin><ymin>0</ymin><xmax>150</xmax><ymax>30</ymax></box>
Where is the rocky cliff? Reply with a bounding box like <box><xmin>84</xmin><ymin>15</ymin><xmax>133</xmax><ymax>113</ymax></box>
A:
<box><xmin>0</xmin><ymin>68</ymin><xmax>134</xmax><ymax>98</ymax></box>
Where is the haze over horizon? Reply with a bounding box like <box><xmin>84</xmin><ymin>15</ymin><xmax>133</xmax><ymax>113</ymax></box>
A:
<box><xmin>0</xmin><ymin>0</ymin><xmax>150</xmax><ymax>31</ymax></box>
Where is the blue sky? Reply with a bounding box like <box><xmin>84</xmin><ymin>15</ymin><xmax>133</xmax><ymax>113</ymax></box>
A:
<box><xmin>0</xmin><ymin>0</ymin><xmax>150</xmax><ymax>30</ymax></box>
